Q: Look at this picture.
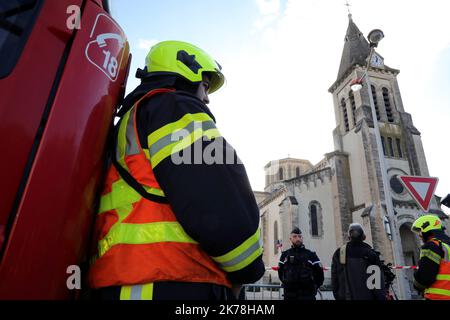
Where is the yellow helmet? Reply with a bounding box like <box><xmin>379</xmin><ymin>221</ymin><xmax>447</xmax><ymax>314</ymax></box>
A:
<box><xmin>145</xmin><ymin>40</ymin><xmax>225</xmax><ymax>94</ymax></box>
<box><xmin>411</xmin><ymin>215</ymin><xmax>443</xmax><ymax>234</ymax></box>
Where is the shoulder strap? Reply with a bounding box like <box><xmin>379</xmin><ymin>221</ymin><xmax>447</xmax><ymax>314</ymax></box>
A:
<box><xmin>112</xmin><ymin>155</ymin><xmax>168</xmax><ymax>204</ymax></box>
<box><xmin>435</xmin><ymin>239</ymin><xmax>450</xmax><ymax>262</ymax></box>
<box><xmin>339</xmin><ymin>243</ymin><xmax>347</xmax><ymax>265</ymax></box>
<box><xmin>443</xmin><ymin>243</ymin><xmax>450</xmax><ymax>261</ymax></box>
<box><xmin>339</xmin><ymin>243</ymin><xmax>353</xmax><ymax>299</ymax></box>
<box><xmin>112</xmin><ymin>88</ymin><xmax>175</xmax><ymax>204</ymax></box>
<box><xmin>429</xmin><ymin>238</ymin><xmax>440</xmax><ymax>246</ymax></box>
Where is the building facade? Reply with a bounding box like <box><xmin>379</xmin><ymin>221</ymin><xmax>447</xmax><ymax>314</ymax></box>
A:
<box><xmin>255</xmin><ymin>15</ymin><xmax>449</xmax><ymax>299</ymax></box>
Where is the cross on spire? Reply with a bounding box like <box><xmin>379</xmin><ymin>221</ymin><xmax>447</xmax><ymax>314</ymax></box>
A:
<box><xmin>345</xmin><ymin>1</ymin><xmax>352</xmax><ymax>18</ymax></box>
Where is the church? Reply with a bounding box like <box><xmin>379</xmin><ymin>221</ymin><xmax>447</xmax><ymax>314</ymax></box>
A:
<box><xmin>253</xmin><ymin>14</ymin><xmax>449</xmax><ymax>300</ymax></box>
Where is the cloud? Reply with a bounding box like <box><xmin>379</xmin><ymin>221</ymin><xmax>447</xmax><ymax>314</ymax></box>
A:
<box><xmin>253</xmin><ymin>0</ymin><xmax>281</xmax><ymax>30</ymax></box>
<box><xmin>255</xmin><ymin>0</ymin><xmax>281</xmax><ymax>16</ymax></box>
<box><xmin>138</xmin><ymin>38</ymin><xmax>158</xmax><ymax>51</ymax></box>
<box><xmin>253</xmin><ymin>15</ymin><xmax>279</xmax><ymax>31</ymax></box>
<box><xmin>213</xmin><ymin>0</ymin><xmax>450</xmax><ymax>196</ymax></box>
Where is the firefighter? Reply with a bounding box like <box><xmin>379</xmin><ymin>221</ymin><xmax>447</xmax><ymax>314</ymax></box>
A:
<box><xmin>411</xmin><ymin>214</ymin><xmax>450</xmax><ymax>300</ymax></box>
<box><xmin>278</xmin><ymin>228</ymin><xmax>324</xmax><ymax>300</ymax></box>
<box><xmin>88</xmin><ymin>41</ymin><xmax>265</xmax><ymax>300</ymax></box>
<box><xmin>331</xmin><ymin>223</ymin><xmax>386</xmax><ymax>300</ymax></box>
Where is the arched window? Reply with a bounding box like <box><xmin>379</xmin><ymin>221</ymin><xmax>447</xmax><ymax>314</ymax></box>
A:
<box><xmin>349</xmin><ymin>90</ymin><xmax>356</xmax><ymax>126</ymax></box>
<box><xmin>309</xmin><ymin>201</ymin><xmax>323</xmax><ymax>237</ymax></box>
<box><xmin>296</xmin><ymin>167</ymin><xmax>300</xmax><ymax>177</ymax></box>
<box><xmin>310</xmin><ymin>204</ymin><xmax>318</xmax><ymax>236</ymax></box>
<box><xmin>274</xmin><ymin>221</ymin><xmax>279</xmax><ymax>252</ymax></box>
<box><xmin>388</xmin><ymin>137</ymin><xmax>394</xmax><ymax>157</ymax></box>
<box><xmin>381</xmin><ymin>136</ymin><xmax>387</xmax><ymax>156</ymax></box>
<box><xmin>382</xmin><ymin>87</ymin><xmax>394</xmax><ymax>123</ymax></box>
<box><xmin>278</xmin><ymin>167</ymin><xmax>284</xmax><ymax>180</ymax></box>
<box><xmin>371</xmin><ymin>85</ymin><xmax>380</xmax><ymax>120</ymax></box>
<box><xmin>396</xmin><ymin>138</ymin><xmax>403</xmax><ymax>158</ymax></box>
<box><xmin>341</xmin><ymin>98</ymin><xmax>349</xmax><ymax>132</ymax></box>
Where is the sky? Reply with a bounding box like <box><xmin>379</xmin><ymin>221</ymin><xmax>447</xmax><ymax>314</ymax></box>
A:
<box><xmin>110</xmin><ymin>0</ymin><xmax>450</xmax><ymax>214</ymax></box>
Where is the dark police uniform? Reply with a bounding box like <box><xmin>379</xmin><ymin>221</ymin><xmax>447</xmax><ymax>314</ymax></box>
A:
<box><xmin>278</xmin><ymin>244</ymin><xmax>324</xmax><ymax>300</ymax></box>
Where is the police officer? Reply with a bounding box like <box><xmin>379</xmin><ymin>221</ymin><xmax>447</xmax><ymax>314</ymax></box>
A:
<box><xmin>412</xmin><ymin>215</ymin><xmax>450</xmax><ymax>300</ymax></box>
<box><xmin>278</xmin><ymin>228</ymin><xmax>324</xmax><ymax>300</ymax></box>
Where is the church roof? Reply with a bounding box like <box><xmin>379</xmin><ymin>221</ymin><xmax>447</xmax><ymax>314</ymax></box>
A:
<box><xmin>287</xmin><ymin>196</ymin><xmax>298</xmax><ymax>205</ymax></box>
<box><xmin>278</xmin><ymin>196</ymin><xmax>298</xmax><ymax>207</ymax></box>
<box><xmin>329</xmin><ymin>15</ymin><xmax>399</xmax><ymax>93</ymax></box>
<box><xmin>361</xmin><ymin>205</ymin><xmax>373</xmax><ymax>217</ymax></box>
<box><xmin>336</xmin><ymin>14</ymin><xmax>370</xmax><ymax>82</ymax></box>
<box><xmin>264</xmin><ymin>158</ymin><xmax>313</xmax><ymax>169</ymax></box>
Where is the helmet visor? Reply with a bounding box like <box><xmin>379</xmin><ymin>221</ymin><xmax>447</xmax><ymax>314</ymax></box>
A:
<box><xmin>207</xmin><ymin>68</ymin><xmax>225</xmax><ymax>94</ymax></box>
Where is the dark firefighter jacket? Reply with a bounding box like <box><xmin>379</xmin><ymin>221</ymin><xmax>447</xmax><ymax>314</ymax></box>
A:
<box><xmin>135</xmin><ymin>84</ymin><xmax>265</xmax><ymax>284</ymax></box>
<box><xmin>331</xmin><ymin>240</ymin><xmax>386</xmax><ymax>300</ymax></box>
<box><xmin>414</xmin><ymin>232</ymin><xmax>450</xmax><ymax>293</ymax></box>
<box><xmin>90</xmin><ymin>75</ymin><xmax>265</xmax><ymax>300</ymax></box>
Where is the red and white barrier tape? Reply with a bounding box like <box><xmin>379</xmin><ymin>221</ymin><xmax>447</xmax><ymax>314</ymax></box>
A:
<box><xmin>389</xmin><ymin>265</ymin><xmax>418</xmax><ymax>270</ymax></box>
<box><xmin>266</xmin><ymin>265</ymin><xmax>417</xmax><ymax>271</ymax></box>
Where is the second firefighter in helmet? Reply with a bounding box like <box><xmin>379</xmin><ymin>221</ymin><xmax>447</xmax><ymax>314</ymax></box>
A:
<box><xmin>88</xmin><ymin>41</ymin><xmax>265</xmax><ymax>300</ymax></box>
<box><xmin>411</xmin><ymin>215</ymin><xmax>450</xmax><ymax>300</ymax></box>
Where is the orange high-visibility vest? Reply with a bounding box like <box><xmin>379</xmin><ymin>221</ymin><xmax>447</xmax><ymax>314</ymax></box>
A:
<box><xmin>424</xmin><ymin>239</ymin><xmax>450</xmax><ymax>300</ymax></box>
<box><xmin>88</xmin><ymin>88</ymin><xmax>231</xmax><ymax>289</ymax></box>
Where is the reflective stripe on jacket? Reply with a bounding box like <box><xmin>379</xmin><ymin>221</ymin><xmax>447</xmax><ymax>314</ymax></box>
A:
<box><xmin>424</xmin><ymin>239</ymin><xmax>450</xmax><ymax>300</ymax></box>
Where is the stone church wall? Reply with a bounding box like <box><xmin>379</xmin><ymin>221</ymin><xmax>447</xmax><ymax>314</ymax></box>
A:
<box><xmin>289</xmin><ymin>169</ymin><xmax>337</xmax><ymax>285</ymax></box>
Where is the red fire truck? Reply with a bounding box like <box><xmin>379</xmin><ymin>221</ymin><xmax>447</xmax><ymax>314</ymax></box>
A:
<box><xmin>0</xmin><ymin>0</ymin><xmax>130</xmax><ymax>299</ymax></box>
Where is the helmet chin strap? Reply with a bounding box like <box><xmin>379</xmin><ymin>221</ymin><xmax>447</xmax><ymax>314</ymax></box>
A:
<box><xmin>421</xmin><ymin>231</ymin><xmax>434</xmax><ymax>243</ymax></box>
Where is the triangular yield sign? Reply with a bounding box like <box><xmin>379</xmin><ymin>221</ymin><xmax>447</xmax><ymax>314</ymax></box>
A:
<box><xmin>397</xmin><ymin>175</ymin><xmax>439</xmax><ymax>212</ymax></box>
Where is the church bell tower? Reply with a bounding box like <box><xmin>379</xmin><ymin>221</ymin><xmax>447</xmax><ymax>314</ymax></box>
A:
<box><xmin>328</xmin><ymin>14</ymin><xmax>447</xmax><ymax>299</ymax></box>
